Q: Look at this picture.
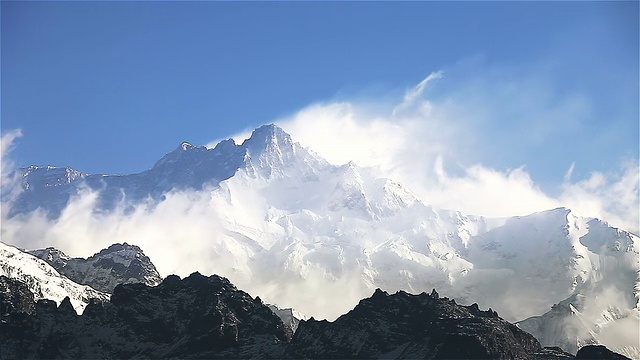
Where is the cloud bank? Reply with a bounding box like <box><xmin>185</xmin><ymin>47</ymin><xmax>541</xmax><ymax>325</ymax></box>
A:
<box><xmin>269</xmin><ymin>67</ymin><xmax>638</xmax><ymax>234</ymax></box>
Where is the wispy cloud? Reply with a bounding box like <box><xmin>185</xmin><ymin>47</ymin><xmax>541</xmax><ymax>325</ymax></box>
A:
<box><xmin>559</xmin><ymin>161</ymin><xmax>639</xmax><ymax>233</ymax></box>
<box><xmin>1</xmin><ymin>130</ymin><xmax>24</xmax><ymax>206</ymax></box>
<box><xmin>563</xmin><ymin>162</ymin><xmax>575</xmax><ymax>184</ymax></box>
<box><xmin>426</xmin><ymin>158</ymin><xmax>559</xmax><ymax>217</ymax></box>
<box><xmin>1</xmin><ymin>129</ymin><xmax>23</xmax><ymax>158</ymax></box>
<box><xmin>393</xmin><ymin>70</ymin><xmax>443</xmax><ymax>115</ymax></box>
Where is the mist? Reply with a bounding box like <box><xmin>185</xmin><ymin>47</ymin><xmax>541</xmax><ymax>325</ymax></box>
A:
<box><xmin>562</xmin><ymin>285</ymin><xmax>640</xmax><ymax>357</ymax></box>
<box><xmin>0</xmin><ymin>176</ymin><xmax>371</xmax><ymax>320</ymax></box>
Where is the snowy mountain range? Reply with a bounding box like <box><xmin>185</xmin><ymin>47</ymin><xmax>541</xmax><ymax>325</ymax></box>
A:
<box><xmin>2</xmin><ymin>124</ymin><xmax>639</xmax><ymax>356</ymax></box>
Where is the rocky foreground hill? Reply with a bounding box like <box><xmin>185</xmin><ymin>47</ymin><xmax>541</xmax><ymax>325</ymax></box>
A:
<box><xmin>0</xmin><ymin>274</ymin><xmax>629</xmax><ymax>359</ymax></box>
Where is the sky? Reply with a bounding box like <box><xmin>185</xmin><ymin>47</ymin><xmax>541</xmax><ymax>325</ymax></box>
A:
<box><xmin>1</xmin><ymin>1</ymin><xmax>639</xmax><ymax>230</ymax></box>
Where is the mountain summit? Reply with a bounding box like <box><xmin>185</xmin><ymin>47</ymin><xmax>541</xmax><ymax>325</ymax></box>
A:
<box><xmin>29</xmin><ymin>243</ymin><xmax>162</xmax><ymax>293</ymax></box>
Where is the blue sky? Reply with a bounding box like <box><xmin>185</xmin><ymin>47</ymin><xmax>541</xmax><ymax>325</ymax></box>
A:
<box><xmin>2</xmin><ymin>1</ymin><xmax>639</xmax><ymax>228</ymax></box>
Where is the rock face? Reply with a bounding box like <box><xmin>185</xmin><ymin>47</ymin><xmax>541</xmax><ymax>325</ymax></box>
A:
<box><xmin>29</xmin><ymin>243</ymin><xmax>162</xmax><ymax>293</ymax></box>
<box><xmin>0</xmin><ymin>272</ymin><xmax>291</xmax><ymax>359</ymax></box>
<box><xmin>0</xmin><ymin>275</ymin><xmax>35</xmax><ymax>317</ymax></box>
<box><xmin>284</xmin><ymin>288</ymin><xmax>541</xmax><ymax>359</ymax></box>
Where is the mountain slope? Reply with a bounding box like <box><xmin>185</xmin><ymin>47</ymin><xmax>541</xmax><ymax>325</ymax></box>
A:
<box><xmin>517</xmin><ymin>289</ymin><xmax>640</xmax><ymax>358</ymax></box>
<box><xmin>462</xmin><ymin>208</ymin><xmax>639</xmax><ymax>321</ymax></box>
<box><xmin>0</xmin><ymin>242</ymin><xmax>109</xmax><ymax>313</ymax></box>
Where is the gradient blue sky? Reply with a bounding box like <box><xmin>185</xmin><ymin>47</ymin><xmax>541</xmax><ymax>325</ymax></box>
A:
<box><xmin>2</xmin><ymin>2</ymin><xmax>638</xmax><ymax>195</ymax></box>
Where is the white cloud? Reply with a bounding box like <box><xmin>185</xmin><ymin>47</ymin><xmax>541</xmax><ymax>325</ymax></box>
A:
<box><xmin>560</xmin><ymin>161</ymin><xmax>639</xmax><ymax>233</ymax></box>
<box><xmin>1</xmin><ymin>185</ymin><xmax>246</xmax><ymax>280</ymax></box>
<box><xmin>1</xmin><ymin>129</ymin><xmax>24</xmax><ymax>205</ymax></box>
<box><xmin>424</xmin><ymin>159</ymin><xmax>560</xmax><ymax>217</ymax></box>
<box><xmin>275</xmin><ymin>102</ymin><xmax>411</xmax><ymax>170</ymax></box>
<box><xmin>564</xmin><ymin>162</ymin><xmax>575</xmax><ymax>183</ymax></box>
<box><xmin>394</xmin><ymin>70</ymin><xmax>443</xmax><ymax>114</ymax></box>
<box><xmin>1</xmin><ymin>129</ymin><xmax>23</xmax><ymax>158</ymax></box>
<box><xmin>255</xmin><ymin>67</ymin><xmax>639</xmax><ymax>233</ymax></box>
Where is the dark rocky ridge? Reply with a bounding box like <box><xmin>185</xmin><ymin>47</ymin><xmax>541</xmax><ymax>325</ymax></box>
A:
<box><xmin>286</xmin><ymin>288</ymin><xmax>543</xmax><ymax>359</ymax></box>
<box><xmin>0</xmin><ymin>273</ymin><xmax>291</xmax><ymax>359</ymax></box>
<box><xmin>575</xmin><ymin>345</ymin><xmax>631</xmax><ymax>359</ymax></box>
<box><xmin>0</xmin><ymin>275</ymin><xmax>629</xmax><ymax>359</ymax></box>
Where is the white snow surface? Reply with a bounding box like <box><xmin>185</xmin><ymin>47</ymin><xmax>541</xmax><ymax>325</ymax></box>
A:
<box><xmin>0</xmin><ymin>242</ymin><xmax>109</xmax><ymax>314</ymax></box>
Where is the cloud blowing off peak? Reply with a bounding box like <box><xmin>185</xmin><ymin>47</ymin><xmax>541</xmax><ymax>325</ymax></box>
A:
<box><xmin>267</xmin><ymin>70</ymin><xmax>638</xmax><ymax>234</ymax></box>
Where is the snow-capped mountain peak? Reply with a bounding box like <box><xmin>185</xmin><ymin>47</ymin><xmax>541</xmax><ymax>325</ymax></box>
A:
<box><xmin>239</xmin><ymin>124</ymin><xmax>323</xmax><ymax>179</ymax></box>
<box><xmin>151</xmin><ymin>141</ymin><xmax>211</xmax><ymax>169</ymax></box>
<box><xmin>242</xmin><ymin>124</ymin><xmax>294</xmax><ymax>151</ymax></box>
<box><xmin>267</xmin><ymin>303</ymin><xmax>309</xmax><ymax>333</ymax></box>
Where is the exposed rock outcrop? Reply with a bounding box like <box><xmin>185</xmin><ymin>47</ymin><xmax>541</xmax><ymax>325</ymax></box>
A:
<box><xmin>29</xmin><ymin>243</ymin><xmax>162</xmax><ymax>293</ymax></box>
